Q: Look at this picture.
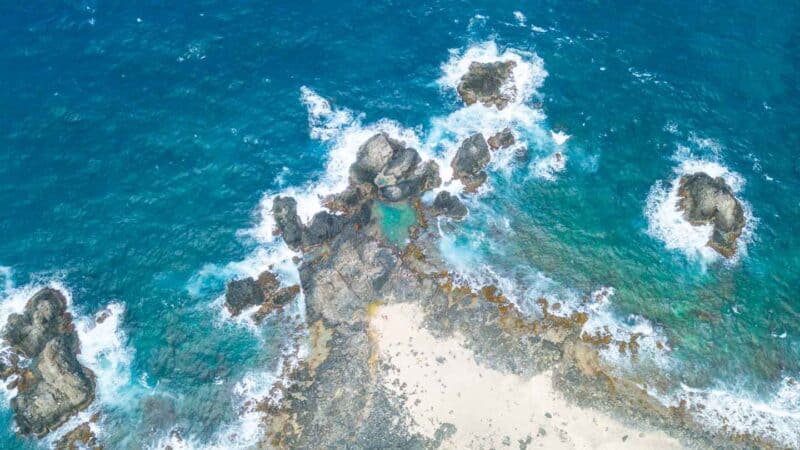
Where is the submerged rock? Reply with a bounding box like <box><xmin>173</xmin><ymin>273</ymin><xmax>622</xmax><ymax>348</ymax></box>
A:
<box><xmin>487</xmin><ymin>128</ymin><xmax>515</xmax><ymax>150</ymax></box>
<box><xmin>2</xmin><ymin>288</ymin><xmax>95</xmax><ymax>437</ymax></box>
<box><xmin>457</xmin><ymin>61</ymin><xmax>517</xmax><ymax>109</ymax></box>
<box><xmin>677</xmin><ymin>172</ymin><xmax>745</xmax><ymax>257</ymax></box>
<box><xmin>451</xmin><ymin>133</ymin><xmax>491</xmax><ymax>191</ymax></box>
<box><xmin>431</xmin><ymin>191</ymin><xmax>468</xmax><ymax>220</ymax></box>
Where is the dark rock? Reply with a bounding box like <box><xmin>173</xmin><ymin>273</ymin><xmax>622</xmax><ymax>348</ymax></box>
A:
<box><xmin>4</xmin><ymin>288</ymin><xmax>73</xmax><ymax>358</ymax></box>
<box><xmin>304</xmin><ymin>211</ymin><xmax>348</xmax><ymax>247</ymax></box>
<box><xmin>457</xmin><ymin>61</ymin><xmax>517</xmax><ymax>109</ymax></box>
<box><xmin>12</xmin><ymin>337</ymin><xmax>95</xmax><ymax>437</ymax></box>
<box><xmin>677</xmin><ymin>172</ymin><xmax>746</xmax><ymax>257</ymax></box>
<box><xmin>224</xmin><ymin>278</ymin><xmax>264</xmax><ymax>316</ymax></box>
<box><xmin>349</xmin><ymin>133</ymin><xmax>441</xmax><ymax>202</ymax></box>
<box><xmin>488</xmin><ymin>128</ymin><xmax>515</xmax><ymax>150</ymax></box>
<box><xmin>431</xmin><ymin>191</ymin><xmax>468</xmax><ymax>220</ymax></box>
<box><xmin>451</xmin><ymin>133</ymin><xmax>491</xmax><ymax>191</ymax></box>
<box><xmin>273</xmin><ymin>196</ymin><xmax>304</xmax><ymax>250</ymax></box>
<box><xmin>253</xmin><ymin>285</ymin><xmax>301</xmax><ymax>323</ymax></box>
<box><xmin>55</xmin><ymin>420</ymin><xmax>101</xmax><ymax>450</ymax></box>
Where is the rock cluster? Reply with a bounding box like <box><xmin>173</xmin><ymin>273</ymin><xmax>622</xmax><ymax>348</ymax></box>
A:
<box><xmin>1</xmin><ymin>288</ymin><xmax>95</xmax><ymax>437</ymax></box>
<box><xmin>273</xmin><ymin>196</ymin><xmax>371</xmax><ymax>252</ymax></box>
<box><xmin>224</xmin><ymin>269</ymin><xmax>301</xmax><ymax>322</ymax></box>
<box><xmin>457</xmin><ymin>61</ymin><xmax>517</xmax><ymax>109</ymax></box>
<box><xmin>487</xmin><ymin>128</ymin><xmax>515</xmax><ymax>150</ymax></box>
<box><xmin>451</xmin><ymin>133</ymin><xmax>491</xmax><ymax>191</ymax></box>
<box><xmin>677</xmin><ymin>172</ymin><xmax>745</xmax><ymax>257</ymax></box>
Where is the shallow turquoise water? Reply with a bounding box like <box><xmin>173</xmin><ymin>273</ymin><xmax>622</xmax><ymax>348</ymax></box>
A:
<box><xmin>1</xmin><ymin>0</ymin><xmax>798</xmax><ymax>447</ymax></box>
<box><xmin>374</xmin><ymin>202</ymin><xmax>419</xmax><ymax>246</ymax></box>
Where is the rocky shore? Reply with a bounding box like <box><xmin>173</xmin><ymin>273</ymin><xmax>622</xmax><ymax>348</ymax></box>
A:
<box><xmin>220</xmin><ymin>60</ymin><xmax>775</xmax><ymax>449</ymax></box>
<box><xmin>232</xmin><ymin>117</ymin><xmax>773</xmax><ymax>448</ymax></box>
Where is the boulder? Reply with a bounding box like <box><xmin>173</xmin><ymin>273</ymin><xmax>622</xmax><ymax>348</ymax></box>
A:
<box><xmin>11</xmin><ymin>336</ymin><xmax>95</xmax><ymax>437</ymax></box>
<box><xmin>488</xmin><ymin>128</ymin><xmax>515</xmax><ymax>150</ymax></box>
<box><xmin>253</xmin><ymin>285</ymin><xmax>301</xmax><ymax>323</ymax></box>
<box><xmin>457</xmin><ymin>61</ymin><xmax>517</xmax><ymax>110</ymax></box>
<box><xmin>4</xmin><ymin>288</ymin><xmax>73</xmax><ymax>358</ymax></box>
<box><xmin>677</xmin><ymin>172</ymin><xmax>746</xmax><ymax>257</ymax></box>
<box><xmin>224</xmin><ymin>278</ymin><xmax>264</xmax><ymax>316</ymax></box>
<box><xmin>350</xmin><ymin>133</ymin><xmax>441</xmax><ymax>202</ymax></box>
<box><xmin>431</xmin><ymin>191</ymin><xmax>468</xmax><ymax>220</ymax></box>
<box><xmin>451</xmin><ymin>133</ymin><xmax>491</xmax><ymax>191</ymax></box>
<box><xmin>272</xmin><ymin>196</ymin><xmax>304</xmax><ymax>250</ymax></box>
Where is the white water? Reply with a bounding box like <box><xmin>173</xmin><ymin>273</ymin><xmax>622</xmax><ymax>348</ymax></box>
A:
<box><xmin>645</xmin><ymin>149</ymin><xmax>756</xmax><ymax>264</ymax></box>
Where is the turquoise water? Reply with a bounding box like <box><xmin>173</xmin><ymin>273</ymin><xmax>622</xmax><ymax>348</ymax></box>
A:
<box><xmin>1</xmin><ymin>1</ymin><xmax>799</xmax><ymax>447</ymax></box>
<box><xmin>373</xmin><ymin>202</ymin><xmax>419</xmax><ymax>246</ymax></box>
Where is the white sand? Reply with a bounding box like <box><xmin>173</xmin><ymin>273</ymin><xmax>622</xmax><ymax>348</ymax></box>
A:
<box><xmin>371</xmin><ymin>303</ymin><xmax>683</xmax><ymax>449</ymax></box>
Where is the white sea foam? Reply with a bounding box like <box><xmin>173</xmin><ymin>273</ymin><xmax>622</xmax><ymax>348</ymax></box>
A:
<box><xmin>649</xmin><ymin>377</ymin><xmax>800</xmax><ymax>448</ymax></box>
<box><xmin>645</xmin><ymin>154</ymin><xmax>755</xmax><ymax>263</ymax></box>
<box><xmin>513</xmin><ymin>11</ymin><xmax>526</xmax><ymax>27</ymax></box>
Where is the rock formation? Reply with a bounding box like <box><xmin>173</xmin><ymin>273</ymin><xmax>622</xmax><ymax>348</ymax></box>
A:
<box><xmin>430</xmin><ymin>191</ymin><xmax>468</xmax><ymax>220</ymax></box>
<box><xmin>488</xmin><ymin>128</ymin><xmax>515</xmax><ymax>150</ymax></box>
<box><xmin>451</xmin><ymin>133</ymin><xmax>491</xmax><ymax>191</ymax></box>
<box><xmin>224</xmin><ymin>269</ymin><xmax>301</xmax><ymax>321</ymax></box>
<box><xmin>1</xmin><ymin>288</ymin><xmax>95</xmax><ymax>437</ymax></box>
<box><xmin>457</xmin><ymin>61</ymin><xmax>517</xmax><ymax>109</ymax></box>
<box><xmin>677</xmin><ymin>172</ymin><xmax>745</xmax><ymax>257</ymax></box>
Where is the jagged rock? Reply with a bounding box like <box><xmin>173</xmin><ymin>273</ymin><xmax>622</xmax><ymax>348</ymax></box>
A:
<box><xmin>1</xmin><ymin>288</ymin><xmax>96</xmax><ymax>437</ymax></box>
<box><xmin>224</xmin><ymin>278</ymin><xmax>264</xmax><ymax>316</ymax></box>
<box><xmin>253</xmin><ymin>285</ymin><xmax>301</xmax><ymax>323</ymax></box>
<box><xmin>4</xmin><ymin>288</ymin><xmax>74</xmax><ymax>358</ymax></box>
<box><xmin>677</xmin><ymin>172</ymin><xmax>745</xmax><ymax>257</ymax></box>
<box><xmin>451</xmin><ymin>133</ymin><xmax>491</xmax><ymax>191</ymax></box>
<box><xmin>225</xmin><ymin>269</ymin><xmax>301</xmax><ymax>321</ymax></box>
<box><xmin>12</xmin><ymin>336</ymin><xmax>95</xmax><ymax>437</ymax></box>
<box><xmin>457</xmin><ymin>61</ymin><xmax>517</xmax><ymax>109</ymax></box>
<box><xmin>431</xmin><ymin>191</ymin><xmax>468</xmax><ymax>220</ymax></box>
<box><xmin>349</xmin><ymin>133</ymin><xmax>441</xmax><ymax>202</ymax></box>
<box><xmin>273</xmin><ymin>196</ymin><xmax>304</xmax><ymax>250</ymax></box>
<box><xmin>55</xmin><ymin>419</ymin><xmax>101</xmax><ymax>450</ymax></box>
<box><xmin>488</xmin><ymin>128</ymin><xmax>515</xmax><ymax>150</ymax></box>
<box><xmin>304</xmin><ymin>211</ymin><xmax>349</xmax><ymax>247</ymax></box>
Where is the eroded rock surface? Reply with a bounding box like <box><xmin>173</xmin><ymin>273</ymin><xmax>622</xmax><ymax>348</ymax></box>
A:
<box><xmin>677</xmin><ymin>172</ymin><xmax>745</xmax><ymax>257</ymax></box>
<box><xmin>224</xmin><ymin>269</ymin><xmax>300</xmax><ymax>321</ymax></box>
<box><xmin>2</xmin><ymin>288</ymin><xmax>95</xmax><ymax>437</ymax></box>
<box><xmin>431</xmin><ymin>191</ymin><xmax>467</xmax><ymax>220</ymax></box>
<box><xmin>488</xmin><ymin>127</ymin><xmax>515</xmax><ymax>150</ymax></box>
<box><xmin>457</xmin><ymin>61</ymin><xmax>517</xmax><ymax>109</ymax></box>
<box><xmin>451</xmin><ymin>133</ymin><xmax>491</xmax><ymax>191</ymax></box>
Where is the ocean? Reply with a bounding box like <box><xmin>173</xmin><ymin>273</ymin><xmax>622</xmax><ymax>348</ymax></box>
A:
<box><xmin>1</xmin><ymin>0</ymin><xmax>798</xmax><ymax>448</ymax></box>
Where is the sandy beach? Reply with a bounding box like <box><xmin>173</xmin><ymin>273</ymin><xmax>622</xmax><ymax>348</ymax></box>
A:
<box><xmin>371</xmin><ymin>302</ymin><xmax>683</xmax><ymax>449</ymax></box>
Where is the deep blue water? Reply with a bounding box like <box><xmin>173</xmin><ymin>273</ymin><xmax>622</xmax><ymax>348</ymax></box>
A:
<box><xmin>1</xmin><ymin>1</ymin><xmax>799</xmax><ymax>448</ymax></box>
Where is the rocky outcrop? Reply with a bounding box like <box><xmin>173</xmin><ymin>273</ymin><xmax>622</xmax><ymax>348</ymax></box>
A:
<box><xmin>457</xmin><ymin>61</ymin><xmax>517</xmax><ymax>109</ymax></box>
<box><xmin>677</xmin><ymin>172</ymin><xmax>746</xmax><ymax>257</ymax></box>
<box><xmin>349</xmin><ymin>133</ymin><xmax>441</xmax><ymax>202</ymax></box>
<box><xmin>272</xmin><ymin>196</ymin><xmax>305</xmax><ymax>250</ymax></box>
<box><xmin>488</xmin><ymin>128</ymin><xmax>515</xmax><ymax>150</ymax></box>
<box><xmin>2</xmin><ymin>288</ymin><xmax>95</xmax><ymax>437</ymax></box>
<box><xmin>431</xmin><ymin>191</ymin><xmax>467</xmax><ymax>220</ymax></box>
<box><xmin>224</xmin><ymin>270</ymin><xmax>301</xmax><ymax>321</ymax></box>
<box><xmin>451</xmin><ymin>133</ymin><xmax>491</xmax><ymax>191</ymax></box>
<box><xmin>55</xmin><ymin>419</ymin><xmax>101</xmax><ymax>450</ymax></box>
